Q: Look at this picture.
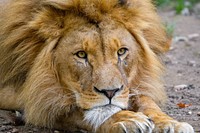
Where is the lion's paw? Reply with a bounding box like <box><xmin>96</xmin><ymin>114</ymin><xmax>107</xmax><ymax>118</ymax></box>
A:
<box><xmin>154</xmin><ymin>120</ymin><xmax>194</xmax><ymax>133</ymax></box>
<box><xmin>108</xmin><ymin>112</ymin><xmax>154</xmax><ymax>133</ymax></box>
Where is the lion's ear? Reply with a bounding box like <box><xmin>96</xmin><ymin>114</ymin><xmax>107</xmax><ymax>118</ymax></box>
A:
<box><xmin>43</xmin><ymin>0</ymin><xmax>73</xmax><ymax>10</ymax></box>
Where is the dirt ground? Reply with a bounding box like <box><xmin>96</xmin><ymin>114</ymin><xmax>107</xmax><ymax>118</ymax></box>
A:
<box><xmin>0</xmin><ymin>4</ymin><xmax>200</xmax><ymax>133</ymax></box>
<box><xmin>161</xmin><ymin>10</ymin><xmax>200</xmax><ymax>132</ymax></box>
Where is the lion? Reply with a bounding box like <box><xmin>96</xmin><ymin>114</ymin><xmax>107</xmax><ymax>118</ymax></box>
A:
<box><xmin>0</xmin><ymin>0</ymin><xmax>194</xmax><ymax>132</ymax></box>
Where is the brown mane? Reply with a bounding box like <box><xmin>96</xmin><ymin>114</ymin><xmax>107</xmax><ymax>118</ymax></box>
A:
<box><xmin>0</xmin><ymin>0</ymin><xmax>168</xmax><ymax>105</ymax></box>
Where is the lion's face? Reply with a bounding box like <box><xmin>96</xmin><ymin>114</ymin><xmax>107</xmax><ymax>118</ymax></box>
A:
<box><xmin>0</xmin><ymin>0</ymin><xmax>167</xmax><ymax>112</ymax></box>
<box><xmin>55</xmin><ymin>20</ymin><xmax>140</xmax><ymax>111</ymax></box>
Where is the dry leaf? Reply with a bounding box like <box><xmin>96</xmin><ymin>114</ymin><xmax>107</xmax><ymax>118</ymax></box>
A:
<box><xmin>177</xmin><ymin>102</ymin><xmax>192</xmax><ymax>108</ymax></box>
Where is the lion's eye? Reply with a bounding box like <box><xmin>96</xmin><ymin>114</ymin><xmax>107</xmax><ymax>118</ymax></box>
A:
<box><xmin>117</xmin><ymin>48</ymin><xmax>128</xmax><ymax>56</ymax></box>
<box><xmin>75</xmin><ymin>51</ymin><xmax>87</xmax><ymax>59</ymax></box>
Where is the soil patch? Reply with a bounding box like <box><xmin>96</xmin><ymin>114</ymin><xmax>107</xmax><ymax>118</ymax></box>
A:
<box><xmin>161</xmin><ymin>11</ymin><xmax>200</xmax><ymax>132</ymax></box>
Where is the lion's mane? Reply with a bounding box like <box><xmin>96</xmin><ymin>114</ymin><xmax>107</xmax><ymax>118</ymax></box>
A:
<box><xmin>0</xmin><ymin>0</ymin><xmax>169</xmax><ymax>127</ymax></box>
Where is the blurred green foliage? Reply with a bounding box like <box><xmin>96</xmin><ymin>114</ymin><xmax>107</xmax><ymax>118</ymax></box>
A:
<box><xmin>155</xmin><ymin>0</ymin><xmax>199</xmax><ymax>14</ymax></box>
<box><xmin>165</xmin><ymin>22</ymin><xmax>175</xmax><ymax>38</ymax></box>
<box><xmin>175</xmin><ymin>0</ymin><xmax>185</xmax><ymax>14</ymax></box>
<box><xmin>155</xmin><ymin>0</ymin><xmax>199</xmax><ymax>37</ymax></box>
<box><xmin>155</xmin><ymin>0</ymin><xmax>170</xmax><ymax>6</ymax></box>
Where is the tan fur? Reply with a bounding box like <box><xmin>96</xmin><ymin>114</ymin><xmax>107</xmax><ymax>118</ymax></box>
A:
<box><xmin>0</xmin><ymin>0</ymin><xmax>193</xmax><ymax>132</ymax></box>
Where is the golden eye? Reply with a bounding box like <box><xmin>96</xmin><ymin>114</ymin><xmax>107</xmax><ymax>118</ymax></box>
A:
<box><xmin>75</xmin><ymin>51</ymin><xmax>87</xmax><ymax>59</ymax></box>
<box><xmin>117</xmin><ymin>48</ymin><xmax>128</xmax><ymax>56</ymax></box>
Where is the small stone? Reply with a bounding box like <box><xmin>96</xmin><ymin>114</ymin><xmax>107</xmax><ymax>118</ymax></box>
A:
<box><xmin>188</xmin><ymin>33</ymin><xmax>199</xmax><ymax>41</ymax></box>
<box><xmin>187</xmin><ymin>111</ymin><xmax>192</xmax><ymax>115</ymax></box>
<box><xmin>169</xmin><ymin>46</ymin><xmax>175</xmax><ymax>51</ymax></box>
<box><xmin>33</xmin><ymin>128</ymin><xmax>39</xmax><ymax>132</ymax></box>
<box><xmin>197</xmin><ymin>112</ymin><xmax>200</xmax><ymax>116</ymax></box>
<box><xmin>187</xmin><ymin>84</ymin><xmax>195</xmax><ymax>90</ymax></box>
<box><xmin>54</xmin><ymin>130</ymin><xmax>60</xmax><ymax>133</ymax></box>
<box><xmin>0</xmin><ymin>126</ymin><xmax>6</xmax><ymax>131</ymax></box>
<box><xmin>5</xmin><ymin>125</ymin><xmax>12</xmax><ymax>130</ymax></box>
<box><xmin>12</xmin><ymin>128</ymin><xmax>19</xmax><ymax>133</ymax></box>
<box><xmin>187</xmin><ymin>61</ymin><xmax>196</xmax><ymax>67</ymax></box>
<box><xmin>0</xmin><ymin>126</ymin><xmax>12</xmax><ymax>133</ymax></box>
<box><xmin>174</xmin><ymin>84</ymin><xmax>188</xmax><ymax>91</ymax></box>
<box><xmin>181</xmin><ymin>7</ymin><xmax>190</xmax><ymax>16</ymax></box>
<box><xmin>174</xmin><ymin>36</ymin><xmax>189</xmax><ymax>43</ymax></box>
<box><xmin>193</xmin><ymin>117</ymin><xmax>199</xmax><ymax>121</ymax></box>
<box><xmin>2</xmin><ymin>121</ymin><xmax>12</xmax><ymax>125</ymax></box>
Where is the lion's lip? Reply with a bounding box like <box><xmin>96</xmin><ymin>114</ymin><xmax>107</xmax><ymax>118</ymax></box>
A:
<box><xmin>103</xmin><ymin>104</ymin><xmax>123</xmax><ymax>109</ymax></box>
<box><xmin>84</xmin><ymin>104</ymin><xmax>123</xmax><ymax>111</ymax></box>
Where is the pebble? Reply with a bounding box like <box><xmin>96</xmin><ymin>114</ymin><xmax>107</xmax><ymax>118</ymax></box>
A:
<box><xmin>174</xmin><ymin>84</ymin><xmax>188</xmax><ymax>91</ymax></box>
<box><xmin>187</xmin><ymin>111</ymin><xmax>192</xmax><ymax>115</ymax></box>
<box><xmin>187</xmin><ymin>60</ymin><xmax>196</xmax><ymax>67</ymax></box>
<box><xmin>188</xmin><ymin>33</ymin><xmax>199</xmax><ymax>41</ymax></box>
<box><xmin>54</xmin><ymin>130</ymin><xmax>60</xmax><ymax>133</ymax></box>
<box><xmin>169</xmin><ymin>46</ymin><xmax>174</xmax><ymax>51</ymax></box>
<box><xmin>0</xmin><ymin>126</ymin><xmax>6</xmax><ymax>131</ymax></box>
<box><xmin>193</xmin><ymin>117</ymin><xmax>199</xmax><ymax>121</ymax></box>
<box><xmin>197</xmin><ymin>112</ymin><xmax>200</xmax><ymax>116</ymax></box>
<box><xmin>181</xmin><ymin>7</ymin><xmax>190</xmax><ymax>16</ymax></box>
<box><xmin>2</xmin><ymin>121</ymin><xmax>12</xmax><ymax>125</ymax></box>
<box><xmin>33</xmin><ymin>128</ymin><xmax>39</xmax><ymax>132</ymax></box>
<box><xmin>15</xmin><ymin>111</ymin><xmax>22</xmax><ymax>118</ymax></box>
<box><xmin>12</xmin><ymin>128</ymin><xmax>19</xmax><ymax>133</ymax></box>
<box><xmin>0</xmin><ymin>125</ymin><xmax>12</xmax><ymax>131</ymax></box>
<box><xmin>174</xmin><ymin>36</ymin><xmax>188</xmax><ymax>43</ymax></box>
<box><xmin>169</xmin><ymin>95</ymin><xmax>178</xmax><ymax>99</ymax></box>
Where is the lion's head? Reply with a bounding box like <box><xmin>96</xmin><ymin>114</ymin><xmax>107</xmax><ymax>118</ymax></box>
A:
<box><xmin>0</xmin><ymin>0</ymin><xmax>169</xmax><ymax>128</ymax></box>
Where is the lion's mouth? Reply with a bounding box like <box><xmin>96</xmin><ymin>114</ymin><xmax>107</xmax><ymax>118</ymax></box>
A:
<box><xmin>85</xmin><ymin>104</ymin><xmax>123</xmax><ymax>111</ymax></box>
<box><xmin>93</xmin><ymin>104</ymin><xmax>122</xmax><ymax>109</ymax></box>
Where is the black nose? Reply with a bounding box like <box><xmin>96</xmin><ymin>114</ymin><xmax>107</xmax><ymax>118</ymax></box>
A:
<box><xmin>94</xmin><ymin>86</ymin><xmax>123</xmax><ymax>100</ymax></box>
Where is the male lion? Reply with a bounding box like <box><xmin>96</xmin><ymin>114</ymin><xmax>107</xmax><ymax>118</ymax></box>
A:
<box><xmin>0</xmin><ymin>0</ymin><xmax>194</xmax><ymax>132</ymax></box>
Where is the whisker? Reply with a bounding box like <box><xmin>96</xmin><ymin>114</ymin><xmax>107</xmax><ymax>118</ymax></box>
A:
<box><xmin>129</xmin><ymin>84</ymin><xmax>141</xmax><ymax>98</ymax></box>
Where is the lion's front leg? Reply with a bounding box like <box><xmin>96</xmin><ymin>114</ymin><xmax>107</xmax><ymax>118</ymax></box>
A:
<box><xmin>97</xmin><ymin>110</ymin><xmax>154</xmax><ymax>133</ymax></box>
<box><xmin>135</xmin><ymin>95</ymin><xmax>194</xmax><ymax>133</ymax></box>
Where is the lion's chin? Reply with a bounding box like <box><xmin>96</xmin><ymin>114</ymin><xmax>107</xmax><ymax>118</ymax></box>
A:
<box><xmin>84</xmin><ymin>105</ymin><xmax>122</xmax><ymax>131</ymax></box>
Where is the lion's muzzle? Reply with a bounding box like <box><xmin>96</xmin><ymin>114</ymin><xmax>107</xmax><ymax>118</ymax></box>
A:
<box><xmin>93</xmin><ymin>85</ymin><xmax>123</xmax><ymax>103</ymax></box>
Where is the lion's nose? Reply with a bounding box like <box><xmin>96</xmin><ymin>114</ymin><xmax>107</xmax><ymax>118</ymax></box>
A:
<box><xmin>94</xmin><ymin>86</ymin><xmax>123</xmax><ymax>100</ymax></box>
